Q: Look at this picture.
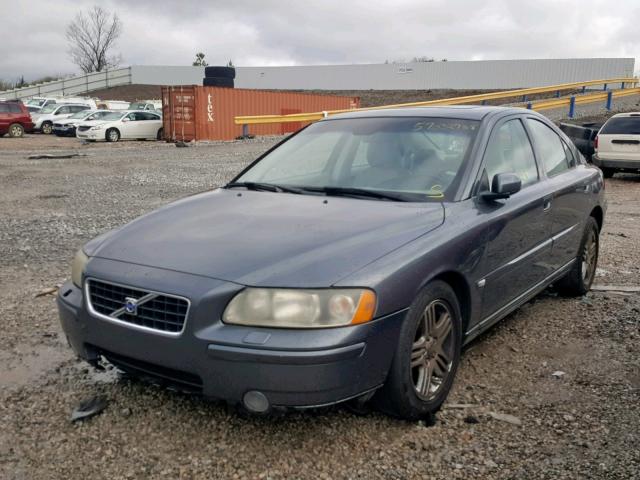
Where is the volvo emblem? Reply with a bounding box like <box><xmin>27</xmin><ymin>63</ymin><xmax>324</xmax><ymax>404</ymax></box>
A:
<box><xmin>124</xmin><ymin>297</ymin><xmax>139</xmax><ymax>315</ymax></box>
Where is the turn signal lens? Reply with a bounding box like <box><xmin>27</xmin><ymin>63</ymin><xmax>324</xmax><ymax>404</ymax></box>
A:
<box><xmin>71</xmin><ymin>249</ymin><xmax>89</xmax><ymax>288</ymax></box>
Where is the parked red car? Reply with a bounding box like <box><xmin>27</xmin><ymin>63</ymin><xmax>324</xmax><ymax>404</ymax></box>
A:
<box><xmin>0</xmin><ymin>101</ymin><xmax>34</xmax><ymax>137</ymax></box>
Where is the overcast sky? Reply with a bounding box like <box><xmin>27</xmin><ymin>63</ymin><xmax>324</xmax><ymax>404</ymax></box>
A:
<box><xmin>2</xmin><ymin>0</ymin><xmax>638</xmax><ymax>81</ymax></box>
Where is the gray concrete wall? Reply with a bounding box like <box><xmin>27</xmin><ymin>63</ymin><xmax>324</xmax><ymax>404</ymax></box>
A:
<box><xmin>233</xmin><ymin>58</ymin><xmax>635</xmax><ymax>90</ymax></box>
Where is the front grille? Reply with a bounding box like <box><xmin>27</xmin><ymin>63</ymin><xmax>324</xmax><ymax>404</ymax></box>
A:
<box><xmin>53</xmin><ymin>123</ymin><xmax>62</xmax><ymax>128</ymax></box>
<box><xmin>87</xmin><ymin>279</ymin><xmax>189</xmax><ymax>334</ymax></box>
<box><xmin>77</xmin><ymin>125</ymin><xmax>90</xmax><ymax>132</ymax></box>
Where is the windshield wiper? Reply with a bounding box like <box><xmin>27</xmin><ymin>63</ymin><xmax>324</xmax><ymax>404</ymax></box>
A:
<box><xmin>300</xmin><ymin>186</ymin><xmax>408</xmax><ymax>202</ymax></box>
<box><xmin>225</xmin><ymin>182</ymin><xmax>303</xmax><ymax>194</ymax></box>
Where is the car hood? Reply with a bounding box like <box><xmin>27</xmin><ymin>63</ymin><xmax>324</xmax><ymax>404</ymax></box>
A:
<box><xmin>87</xmin><ymin>189</ymin><xmax>444</xmax><ymax>287</ymax></box>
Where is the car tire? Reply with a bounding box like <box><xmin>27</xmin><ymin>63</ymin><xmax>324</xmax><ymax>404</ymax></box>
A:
<box><xmin>601</xmin><ymin>167</ymin><xmax>615</xmax><ymax>178</ymax></box>
<box><xmin>106</xmin><ymin>128</ymin><xmax>120</xmax><ymax>142</ymax></box>
<box><xmin>555</xmin><ymin>217</ymin><xmax>599</xmax><ymax>297</ymax></box>
<box><xmin>8</xmin><ymin>123</ymin><xmax>24</xmax><ymax>138</ymax></box>
<box><xmin>202</xmin><ymin>77</ymin><xmax>234</xmax><ymax>88</ymax></box>
<box><xmin>41</xmin><ymin>122</ymin><xmax>53</xmax><ymax>135</ymax></box>
<box><xmin>156</xmin><ymin>128</ymin><xmax>164</xmax><ymax>141</ymax></box>
<box><xmin>204</xmin><ymin>66</ymin><xmax>235</xmax><ymax>79</ymax></box>
<box><xmin>374</xmin><ymin>280</ymin><xmax>462</xmax><ymax>421</ymax></box>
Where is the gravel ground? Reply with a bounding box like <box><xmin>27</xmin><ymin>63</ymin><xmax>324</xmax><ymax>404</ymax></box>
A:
<box><xmin>1</xmin><ymin>116</ymin><xmax>640</xmax><ymax>479</ymax></box>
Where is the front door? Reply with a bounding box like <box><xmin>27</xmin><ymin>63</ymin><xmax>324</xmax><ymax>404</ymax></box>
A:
<box><xmin>475</xmin><ymin>117</ymin><xmax>555</xmax><ymax>319</ymax></box>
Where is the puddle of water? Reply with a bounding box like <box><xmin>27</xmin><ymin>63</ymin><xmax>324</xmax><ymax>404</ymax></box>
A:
<box><xmin>0</xmin><ymin>345</ymin><xmax>72</xmax><ymax>388</ymax></box>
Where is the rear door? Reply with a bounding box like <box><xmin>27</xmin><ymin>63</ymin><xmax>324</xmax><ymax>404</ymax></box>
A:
<box><xmin>140</xmin><ymin>112</ymin><xmax>162</xmax><ymax>138</ymax></box>
<box><xmin>0</xmin><ymin>103</ymin><xmax>10</xmax><ymax>132</ymax></box>
<box><xmin>525</xmin><ymin>118</ymin><xmax>592</xmax><ymax>270</ymax></box>
<box><xmin>476</xmin><ymin>116</ymin><xmax>555</xmax><ymax>318</ymax></box>
<box><xmin>597</xmin><ymin>116</ymin><xmax>640</xmax><ymax>161</ymax></box>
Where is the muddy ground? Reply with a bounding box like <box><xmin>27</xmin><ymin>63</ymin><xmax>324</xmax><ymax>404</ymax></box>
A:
<box><xmin>1</xmin><ymin>124</ymin><xmax>639</xmax><ymax>479</ymax></box>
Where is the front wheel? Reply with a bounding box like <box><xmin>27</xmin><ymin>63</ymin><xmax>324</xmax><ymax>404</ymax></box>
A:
<box><xmin>374</xmin><ymin>280</ymin><xmax>462</xmax><ymax>420</ymax></box>
<box><xmin>555</xmin><ymin>217</ymin><xmax>599</xmax><ymax>296</ymax></box>
<box><xmin>106</xmin><ymin>128</ymin><xmax>120</xmax><ymax>142</ymax></box>
<box><xmin>41</xmin><ymin>122</ymin><xmax>53</xmax><ymax>134</ymax></box>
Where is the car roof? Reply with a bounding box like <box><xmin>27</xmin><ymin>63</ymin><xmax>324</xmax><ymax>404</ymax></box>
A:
<box><xmin>327</xmin><ymin>105</ymin><xmax>526</xmax><ymax>121</ymax></box>
<box><xmin>607</xmin><ymin>112</ymin><xmax>640</xmax><ymax>119</ymax></box>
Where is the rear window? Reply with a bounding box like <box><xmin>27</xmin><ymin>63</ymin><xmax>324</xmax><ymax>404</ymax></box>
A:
<box><xmin>599</xmin><ymin>116</ymin><xmax>640</xmax><ymax>135</ymax></box>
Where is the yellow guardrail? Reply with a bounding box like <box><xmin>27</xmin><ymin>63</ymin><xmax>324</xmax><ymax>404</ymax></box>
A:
<box><xmin>235</xmin><ymin>77</ymin><xmax>639</xmax><ymax>125</ymax></box>
<box><xmin>530</xmin><ymin>87</ymin><xmax>640</xmax><ymax>111</ymax></box>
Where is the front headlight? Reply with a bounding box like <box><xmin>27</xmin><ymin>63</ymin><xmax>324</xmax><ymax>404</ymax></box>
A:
<box><xmin>71</xmin><ymin>249</ymin><xmax>89</xmax><ymax>287</ymax></box>
<box><xmin>90</xmin><ymin>125</ymin><xmax>104</xmax><ymax>130</ymax></box>
<box><xmin>223</xmin><ymin>288</ymin><xmax>376</xmax><ymax>328</ymax></box>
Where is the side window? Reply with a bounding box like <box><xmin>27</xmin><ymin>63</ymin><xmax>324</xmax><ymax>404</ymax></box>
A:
<box><xmin>0</xmin><ymin>104</ymin><xmax>9</xmax><ymax>113</ymax></box>
<box><xmin>74</xmin><ymin>106</ymin><xmax>89</xmax><ymax>113</ymax></box>
<box><xmin>9</xmin><ymin>104</ymin><xmax>22</xmax><ymax>113</ymax></box>
<box><xmin>526</xmin><ymin>119</ymin><xmax>571</xmax><ymax>176</ymax></box>
<box><xmin>484</xmin><ymin>119</ymin><xmax>539</xmax><ymax>190</ymax></box>
<box><xmin>57</xmin><ymin>106</ymin><xmax>70</xmax><ymax>115</ymax></box>
<box><xmin>126</xmin><ymin>113</ymin><xmax>137</xmax><ymax>121</ymax></box>
<box><xmin>562</xmin><ymin>141</ymin><xmax>576</xmax><ymax>167</ymax></box>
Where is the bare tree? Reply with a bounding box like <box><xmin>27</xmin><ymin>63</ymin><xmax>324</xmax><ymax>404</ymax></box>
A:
<box><xmin>66</xmin><ymin>6</ymin><xmax>122</xmax><ymax>73</ymax></box>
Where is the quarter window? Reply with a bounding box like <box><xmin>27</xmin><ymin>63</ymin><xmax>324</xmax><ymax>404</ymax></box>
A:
<box><xmin>484</xmin><ymin>119</ymin><xmax>539</xmax><ymax>189</ymax></box>
<box><xmin>8</xmin><ymin>104</ymin><xmax>22</xmax><ymax>113</ymax></box>
<box><xmin>526</xmin><ymin>119</ymin><xmax>571</xmax><ymax>176</ymax></box>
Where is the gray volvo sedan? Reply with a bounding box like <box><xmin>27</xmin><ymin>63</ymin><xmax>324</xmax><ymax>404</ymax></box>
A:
<box><xmin>57</xmin><ymin>106</ymin><xmax>606</xmax><ymax>419</ymax></box>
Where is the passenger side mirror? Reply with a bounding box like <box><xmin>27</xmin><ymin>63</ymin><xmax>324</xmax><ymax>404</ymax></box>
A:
<box><xmin>481</xmin><ymin>172</ymin><xmax>522</xmax><ymax>201</ymax></box>
<box><xmin>122</xmin><ymin>117</ymin><xmax>130</xmax><ymax>122</ymax></box>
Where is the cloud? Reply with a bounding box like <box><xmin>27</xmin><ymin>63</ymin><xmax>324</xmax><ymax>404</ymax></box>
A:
<box><xmin>1</xmin><ymin>0</ymin><xmax>638</xmax><ymax>82</ymax></box>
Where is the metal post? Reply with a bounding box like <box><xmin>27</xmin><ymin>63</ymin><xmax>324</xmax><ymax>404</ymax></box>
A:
<box><xmin>105</xmin><ymin>69</ymin><xmax>109</xmax><ymax>88</ymax></box>
<box><xmin>242</xmin><ymin>124</ymin><xmax>249</xmax><ymax>137</ymax></box>
<box><xmin>526</xmin><ymin>102</ymin><xmax>532</xmax><ymax>110</ymax></box>
<box><xmin>481</xmin><ymin>100</ymin><xmax>487</xmax><ymax>105</ymax></box>
<box><xmin>61</xmin><ymin>79</ymin><xmax>65</xmax><ymax>96</ymax></box>
<box><xmin>522</xmin><ymin>95</ymin><xmax>527</xmax><ymax>102</ymax></box>
<box><xmin>603</xmin><ymin>83</ymin><xmax>607</xmax><ymax>91</ymax></box>
<box><xmin>606</xmin><ymin>90</ymin><xmax>613</xmax><ymax>110</ymax></box>
<box><xmin>555</xmin><ymin>90</ymin><xmax>561</xmax><ymax>98</ymax></box>
<box><xmin>621</xmin><ymin>82</ymin><xmax>625</xmax><ymax>90</ymax></box>
<box><xmin>581</xmin><ymin>85</ymin><xmax>586</xmax><ymax>94</ymax></box>
<box><xmin>569</xmin><ymin>96</ymin><xmax>576</xmax><ymax>118</ymax></box>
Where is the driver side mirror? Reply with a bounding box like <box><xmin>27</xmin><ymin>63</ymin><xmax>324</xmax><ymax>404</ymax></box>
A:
<box><xmin>122</xmin><ymin>117</ymin><xmax>130</xmax><ymax>122</ymax></box>
<box><xmin>481</xmin><ymin>172</ymin><xmax>522</xmax><ymax>201</ymax></box>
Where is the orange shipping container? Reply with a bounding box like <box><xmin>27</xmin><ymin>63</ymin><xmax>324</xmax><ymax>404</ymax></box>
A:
<box><xmin>161</xmin><ymin>86</ymin><xmax>360</xmax><ymax>141</ymax></box>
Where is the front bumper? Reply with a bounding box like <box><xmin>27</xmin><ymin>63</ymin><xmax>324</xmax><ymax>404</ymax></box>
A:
<box><xmin>76</xmin><ymin>130</ymin><xmax>102</xmax><ymax>140</ymax></box>
<box><xmin>53</xmin><ymin>125</ymin><xmax>76</xmax><ymax>136</ymax></box>
<box><xmin>57</xmin><ymin>264</ymin><xmax>405</xmax><ymax>409</ymax></box>
<box><xmin>592</xmin><ymin>154</ymin><xmax>640</xmax><ymax>170</ymax></box>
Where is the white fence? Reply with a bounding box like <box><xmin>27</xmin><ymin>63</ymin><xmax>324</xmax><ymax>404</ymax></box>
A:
<box><xmin>0</xmin><ymin>67</ymin><xmax>132</xmax><ymax>100</ymax></box>
<box><xmin>1</xmin><ymin>58</ymin><xmax>636</xmax><ymax>99</ymax></box>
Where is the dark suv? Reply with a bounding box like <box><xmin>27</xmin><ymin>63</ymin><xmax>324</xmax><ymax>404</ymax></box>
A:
<box><xmin>0</xmin><ymin>101</ymin><xmax>33</xmax><ymax>137</ymax></box>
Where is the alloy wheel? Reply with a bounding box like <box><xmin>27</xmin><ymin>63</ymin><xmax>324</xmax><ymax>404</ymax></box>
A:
<box><xmin>411</xmin><ymin>300</ymin><xmax>454</xmax><ymax>401</ymax></box>
<box><xmin>582</xmin><ymin>229</ymin><xmax>597</xmax><ymax>283</ymax></box>
<box><xmin>42</xmin><ymin>123</ymin><xmax>52</xmax><ymax>134</ymax></box>
<box><xmin>10</xmin><ymin>125</ymin><xmax>23</xmax><ymax>137</ymax></box>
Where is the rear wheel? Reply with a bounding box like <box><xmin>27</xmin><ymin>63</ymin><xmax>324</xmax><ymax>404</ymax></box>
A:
<box><xmin>41</xmin><ymin>122</ymin><xmax>53</xmax><ymax>134</ymax></box>
<box><xmin>555</xmin><ymin>217</ymin><xmax>599</xmax><ymax>296</ymax></box>
<box><xmin>156</xmin><ymin>128</ymin><xmax>164</xmax><ymax>141</ymax></box>
<box><xmin>106</xmin><ymin>128</ymin><xmax>120</xmax><ymax>142</ymax></box>
<box><xmin>601</xmin><ymin>167</ymin><xmax>615</xmax><ymax>178</ymax></box>
<box><xmin>8</xmin><ymin>123</ymin><xmax>24</xmax><ymax>138</ymax></box>
<box><xmin>375</xmin><ymin>280</ymin><xmax>462</xmax><ymax>420</ymax></box>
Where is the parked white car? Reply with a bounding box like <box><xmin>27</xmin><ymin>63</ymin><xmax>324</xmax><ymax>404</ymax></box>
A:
<box><xmin>52</xmin><ymin>110</ymin><xmax>115</xmax><ymax>137</ymax></box>
<box><xmin>31</xmin><ymin>104</ymin><xmax>92</xmax><ymax>134</ymax></box>
<box><xmin>76</xmin><ymin>110</ymin><xmax>163</xmax><ymax>142</ymax></box>
<box><xmin>96</xmin><ymin>100</ymin><xmax>130</xmax><ymax>111</ymax></box>
<box><xmin>593</xmin><ymin>112</ymin><xmax>640</xmax><ymax>178</ymax></box>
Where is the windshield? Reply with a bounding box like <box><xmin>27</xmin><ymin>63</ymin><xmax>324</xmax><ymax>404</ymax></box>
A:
<box><xmin>69</xmin><ymin>110</ymin><xmax>92</xmax><ymax>119</ymax></box>
<box><xmin>40</xmin><ymin>104</ymin><xmax>57</xmax><ymax>114</ymax></box>
<box><xmin>98</xmin><ymin>112</ymin><xmax>126</xmax><ymax>121</ymax></box>
<box><xmin>235</xmin><ymin>117</ymin><xmax>479</xmax><ymax>201</ymax></box>
<box><xmin>129</xmin><ymin>102</ymin><xmax>146</xmax><ymax>110</ymax></box>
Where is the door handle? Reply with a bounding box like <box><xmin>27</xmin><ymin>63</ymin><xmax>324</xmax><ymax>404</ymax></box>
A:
<box><xmin>543</xmin><ymin>198</ymin><xmax>552</xmax><ymax>211</ymax></box>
